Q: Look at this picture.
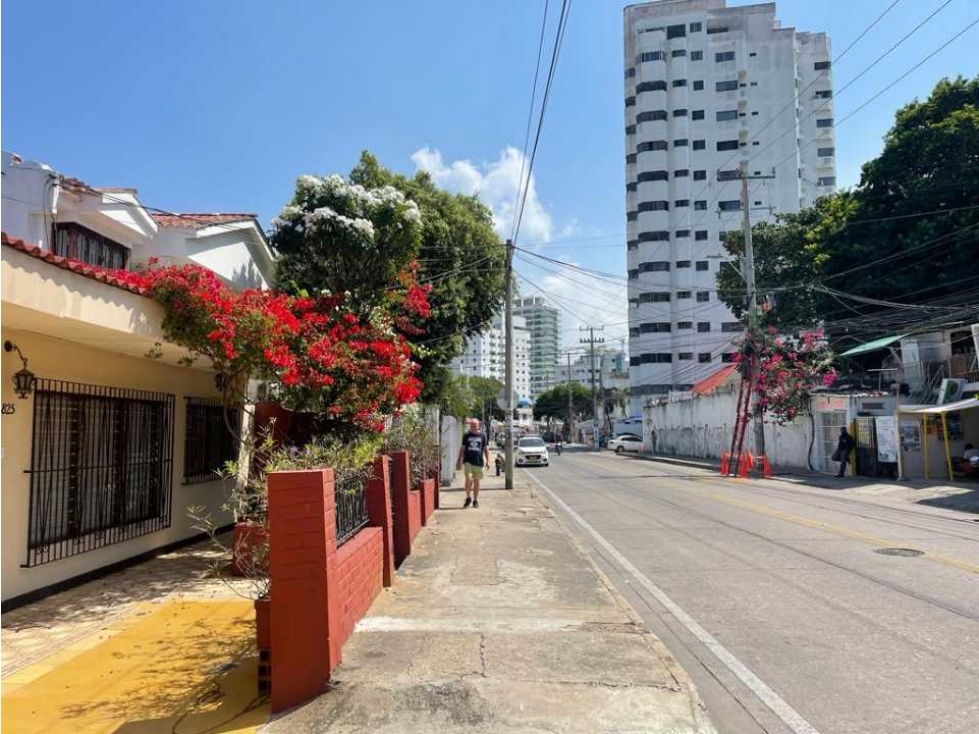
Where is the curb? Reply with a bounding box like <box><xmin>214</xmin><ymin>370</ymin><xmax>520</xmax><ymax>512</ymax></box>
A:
<box><xmin>626</xmin><ymin>451</ymin><xmax>812</xmax><ymax>477</ymax></box>
<box><xmin>526</xmin><ymin>471</ymin><xmax>718</xmax><ymax>734</ymax></box>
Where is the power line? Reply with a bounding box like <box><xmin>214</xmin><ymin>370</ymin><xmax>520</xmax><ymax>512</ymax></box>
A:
<box><xmin>511</xmin><ymin>0</ymin><xmax>573</xmax><ymax>245</ymax></box>
<box><xmin>512</xmin><ymin>0</ymin><xmax>552</xmax><ymax>245</ymax></box>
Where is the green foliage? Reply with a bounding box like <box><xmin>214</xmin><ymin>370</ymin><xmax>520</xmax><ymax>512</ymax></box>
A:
<box><xmin>380</xmin><ymin>407</ymin><xmax>440</xmax><ymax>487</ymax></box>
<box><xmin>467</xmin><ymin>376</ymin><xmax>505</xmax><ymax>421</ymax></box>
<box><xmin>188</xmin><ymin>427</ymin><xmax>381</xmax><ymax>599</ymax></box>
<box><xmin>269</xmin><ymin>172</ymin><xmax>423</xmax><ymax>314</ymax></box>
<box><xmin>350</xmin><ymin>152</ymin><xmax>508</xmax><ymax>402</ymax></box>
<box><xmin>533</xmin><ymin>382</ymin><xmax>593</xmax><ymax>423</ymax></box>
<box><xmin>435</xmin><ymin>370</ymin><xmax>472</xmax><ymax>419</ymax></box>
<box><xmin>717</xmin><ymin>75</ymin><xmax>979</xmax><ymax>346</ymax></box>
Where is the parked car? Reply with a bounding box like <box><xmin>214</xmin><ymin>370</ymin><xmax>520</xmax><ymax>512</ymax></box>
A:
<box><xmin>607</xmin><ymin>434</ymin><xmax>643</xmax><ymax>454</ymax></box>
<box><xmin>515</xmin><ymin>436</ymin><xmax>549</xmax><ymax>467</ymax></box>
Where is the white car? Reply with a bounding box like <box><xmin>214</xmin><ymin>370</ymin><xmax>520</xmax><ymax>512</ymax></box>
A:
<box><xmin>515</xmin><ymin>437</ymin><xmax>549</xmax><ymax>467</ymax></box>
<box><xmin>607</xmin><ymin>434</ymin><xmax>643</xmax><ymax>454</ymax></box>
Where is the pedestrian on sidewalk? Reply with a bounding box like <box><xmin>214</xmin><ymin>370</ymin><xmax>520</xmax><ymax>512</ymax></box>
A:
<box><xmin>457</xmin><ymin>418</ymin><xmax>490</xmax><ymax>508</ymax></box>
<box><xmin>833</xmin><ymin>427</ymin><xmax>855</xmax><ymax>477</ymax></box>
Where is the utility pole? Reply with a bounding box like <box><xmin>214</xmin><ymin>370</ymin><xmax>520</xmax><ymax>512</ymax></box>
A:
<box><xmin>566</xmin><ymin>351</ymin><xmax>574</xmax><ymax>443</ymax></box>
<box><xmin>739</xmin><ymin>162</ymin><xmax>776</xmax><ymax>465</ymax></box>
<box><xmin>581</xmin><ymin>326</ymin><xmax>605</xmax><ymax>450</ymax></box>
<box><xmin>504</xmin><ymin>239</ymin><xmax>515</xmax><ymax>489</ymax></box>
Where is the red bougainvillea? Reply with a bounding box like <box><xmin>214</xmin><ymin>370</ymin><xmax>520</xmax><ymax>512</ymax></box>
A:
<box><xmin>735</xmin><ymin>326</ymin><xmax>836</xmax><ymax>425</ymax></box>
<box><xmin>105</xmin><ymin>257</ymin><xmax>429</xmax><ymax>431</ymax></box>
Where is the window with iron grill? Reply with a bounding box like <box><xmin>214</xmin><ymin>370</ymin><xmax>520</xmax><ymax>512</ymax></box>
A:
<box><xmin>52</xmin><ymin>223</ymin><xmax>130</xmax><ymax>270</ymax></box>
<box><xmin>184</xmin><ymin>398</ymin><xmax>240</xmax><ymax>484</ymax></box>
<box><xmin>25</xmin><ymin>379</ymin><xmax>175</xmax><ymax>567</ymax></box>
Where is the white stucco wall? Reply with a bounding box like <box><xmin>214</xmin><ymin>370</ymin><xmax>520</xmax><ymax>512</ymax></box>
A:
<box><xmin>144</xmin><ymin>226</ymin><xmax>271</xmax><ymax>289</ymax></box>
<box><xmin>1</xmin><ymin>249</ymin><xmax>234</xmax><ymax>605</ymax></box>
<box><xmin>1</xmin><ymin>328</ymin><xmax>232</xmax><ymax>604</ymax></box>
<box><xmin>642</xmin><ymin>387</ymin><xmax>814</xmax><ymax>469</ymax></box>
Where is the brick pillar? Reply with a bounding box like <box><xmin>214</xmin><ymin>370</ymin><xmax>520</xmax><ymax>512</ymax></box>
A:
<box><xmin>365</xmin><ymin>456</ymin><xmax>395</xmax><ymax>587</ymax></box>
<box><xmin>267</xmin><ymin>469</ymin><xmax>341</xmax><ymax>713</ymax></box>
<box><xmin>390</xmin><ymin>450</ymin><xmax>412</xmax><ymax>566</ymax></box>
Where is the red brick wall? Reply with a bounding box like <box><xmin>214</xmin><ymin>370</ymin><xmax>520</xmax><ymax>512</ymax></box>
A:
<box><xmin>267</xmin><ymin>467</ymin><xmax>388</xmax><ymax>714</ymax></box>
<box><xmin>418</xmin><ymin>478</ymin><xmax>436</xmax><ymax>526</ymax></box>
<box><xmin>267</xmin><ymin>469</ymin><xmax>340</xmax><ymax>713</ymax></box>
<box><xmin>335</xmin><ymin>527</ymin><xmax>383</xmax><ymax>647</ymax></box>
<box><xmin>366</xmin><ymin>456</ymin><xmax>395</xmax><ymax>587</ymax></box>
<box><xmin>407</xmin><ymin>488</ymin><xmax>422</xmax><ymax>544</ymax></box>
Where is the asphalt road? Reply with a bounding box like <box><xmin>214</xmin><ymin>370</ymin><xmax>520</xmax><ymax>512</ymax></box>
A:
<box><xmin>523</xmin><ymin>449</ymin><xmax>979</xmax><ymax>734</ymax></box>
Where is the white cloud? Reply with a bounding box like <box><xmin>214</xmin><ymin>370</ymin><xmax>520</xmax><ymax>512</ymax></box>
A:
<box><xmin>521</xmin><ymin>256</ymin><xmax>630</xmax><ymax>353</ymax></box>
<box><xmin>558</xmin><ymin>218</ymin><xmax>579</xmax><ymax>239</ymax></box>
<box><xmin>411</xmin><ymin>146</ymin><xmax>553</xmax><ymax>243</ymax></box>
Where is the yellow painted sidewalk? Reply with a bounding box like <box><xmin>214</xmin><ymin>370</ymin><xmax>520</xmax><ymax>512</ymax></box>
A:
<box><xmin>2</xmin><ymin>601</ymin><xmax>269</xmax><ymax>734</ymax></box>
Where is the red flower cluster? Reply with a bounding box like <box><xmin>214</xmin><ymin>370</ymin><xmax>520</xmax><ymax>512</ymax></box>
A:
<box><xmin>95</xmin><ymin>261</ymin><xmax>427</xmax><ymax>430</ymax></box>
<box><xmin>740</xmin><ymin>327</ymin><xmax>836</xmax><ymax>425</ymax></box>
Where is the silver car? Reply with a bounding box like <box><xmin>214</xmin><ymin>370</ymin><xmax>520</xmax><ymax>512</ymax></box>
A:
<box><xmin>607</xmin><ymin>434</ymin><xmax>643</xmax><ymax>454</ymax></box>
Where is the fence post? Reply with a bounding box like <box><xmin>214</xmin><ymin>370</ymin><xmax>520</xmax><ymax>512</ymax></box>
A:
<box><xmin>390</xmin><ymin>450</ymin><xmax>412</xmax><ymax>566</ymax></box>
<box><xmin>366</xmin><ymin>456</ymin><xmax>395</xmax><ymax>587</ymax></box>
<box><xmin>267</xmin><ymin>468</ymin><xmax>341</xmax><ymax>713</ymax></box>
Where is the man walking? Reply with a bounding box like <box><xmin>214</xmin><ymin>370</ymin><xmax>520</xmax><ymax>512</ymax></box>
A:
<box><xmin>457</xmin><ymin>418</ymin><xmax>490</xmax><ymax>508</ymax></box>
<box><xmin>834</xmin><ymin>427</ymin><xmax>855</xmax><ymax>477</ymax></box>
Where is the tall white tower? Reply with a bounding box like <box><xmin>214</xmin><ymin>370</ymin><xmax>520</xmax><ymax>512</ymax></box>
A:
<box><xmin>624</xmin><ymin>0</ymin><xmax>834</xmax><ymax>412</ymax></box>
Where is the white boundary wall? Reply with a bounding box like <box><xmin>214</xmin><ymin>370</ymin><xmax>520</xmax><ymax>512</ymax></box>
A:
<box><xmin>642</xmin><ymin>388</ymin><xmax>813</xmax><ymax>469</ymax></box>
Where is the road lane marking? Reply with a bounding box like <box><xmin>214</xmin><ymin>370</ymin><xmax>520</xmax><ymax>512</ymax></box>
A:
<box><xmin>565</xmin><ymin>454</ymin><xmax>979</xmax><ymax>576</ymax></box>
<box><xmin>524</xmin><ymin>469</ymin><xmax>822</xmax><ymax>734</ymax></box>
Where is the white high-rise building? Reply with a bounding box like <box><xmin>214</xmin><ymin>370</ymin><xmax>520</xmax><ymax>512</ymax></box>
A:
<box><xmin>450</xmin><ymin>315</ymin><xmax>531</xmax><ymax>401</ymax></box>
<box><xmin>513</xmin><ymin>297</ymin><xmax>562</xmax><ymax>399</ymax></box>
<box><xmin>624</xmin><ymin>0</ymin><xmax>835</xmax><ymax>411</ymax></box>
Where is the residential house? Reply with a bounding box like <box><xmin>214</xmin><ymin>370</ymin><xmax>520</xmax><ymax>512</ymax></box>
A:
<box><xmin>1</xmin><ymin>152</ymin><xmax>273</xmax><ymax>609</ymax></box>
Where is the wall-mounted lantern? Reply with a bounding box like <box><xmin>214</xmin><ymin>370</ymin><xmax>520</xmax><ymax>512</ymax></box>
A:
<box><xmin>4</xmin><ymin>341</ymin><xmax>36</xmax><ymax>399</ymax></box>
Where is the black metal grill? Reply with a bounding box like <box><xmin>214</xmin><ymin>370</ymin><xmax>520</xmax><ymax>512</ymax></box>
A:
<box><xmin>183</xmin><ymin>397</ymin><xmax>240</xmax><ymax>484</ymax></box>
<box><xmin>25</xmin><ymin>379</ymin><xmax>175</xmax><ymax>567</ymax></box>
<box><xmin>335</xmin><ymin>474</ymin><xmax>369</xmax><ymax>547</ymax></box>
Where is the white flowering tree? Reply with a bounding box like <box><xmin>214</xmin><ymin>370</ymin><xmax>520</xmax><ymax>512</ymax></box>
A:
<box><xmin>271</xmin><ymin>174</ymin><xmax>423</xmax><ymax>314</ymax></box>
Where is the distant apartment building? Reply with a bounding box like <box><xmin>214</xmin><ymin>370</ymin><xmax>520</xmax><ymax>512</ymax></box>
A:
<box><xmin>554</xmin><ymin>348</ymin><xmax>630</xmax><ymax>391</ymax></box>
<box><xmin>623</xmin><ymin>0</ymin><xmax>835</xmax><ymax>412</ymax></box>
<box><xmin>513</xmin><ymin>297</ymin><xmax>562</xmax><ymax>399</ymax></box>
<box><xmin>450</xmin><ymin>314</ymin><xmax>531</xmax><ymax>401</ymax></box>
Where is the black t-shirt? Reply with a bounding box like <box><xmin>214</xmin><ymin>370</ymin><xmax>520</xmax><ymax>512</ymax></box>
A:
<box><xmin>462</xmin><ymin>431</ymin><xmax>488</xmax><ymax>467</ymax></box>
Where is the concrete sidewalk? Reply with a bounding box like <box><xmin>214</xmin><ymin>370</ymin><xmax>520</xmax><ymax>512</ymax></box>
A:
<box><xmin>266</xmin><ymin>468</ymin><xmax>715</xmax><ymax>734</ymax></box>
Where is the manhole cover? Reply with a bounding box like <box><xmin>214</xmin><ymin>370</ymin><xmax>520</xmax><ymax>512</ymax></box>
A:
<box><xmin>874</xmin><ymin>547</ymin><xmax>924</xmax><ymax>557</ymax></box>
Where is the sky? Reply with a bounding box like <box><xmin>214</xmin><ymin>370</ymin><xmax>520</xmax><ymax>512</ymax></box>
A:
<box><xmin>3</xmin><ymin>0</ymin><xmax>977</xmax><ymax>351</ymax></box>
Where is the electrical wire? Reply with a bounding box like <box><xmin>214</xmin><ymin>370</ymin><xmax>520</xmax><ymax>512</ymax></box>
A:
<box><xmin>511</xmin><ymin>0</ymin><xmax>573</xmax><ymax>245</ymax></box>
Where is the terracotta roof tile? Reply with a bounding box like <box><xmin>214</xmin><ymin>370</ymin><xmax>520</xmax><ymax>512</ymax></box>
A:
<box><xmin>58</xmin><ymin>176</ymin><xmax>99</xmax><ymax>196</ymax></box>
<box><xmin>691</xmin><ymin>363</ymin><xmax>739</xmax><ymax>396</ymax></box>
<box><xmin>1</xmin><ymin>232</ymin><xmax>148</xmax><ymax>297</ymax></box>
<box><xmin>150</xmin><ymin>213</ymin><xmax>258</xmax><ymax>229</ymax></box>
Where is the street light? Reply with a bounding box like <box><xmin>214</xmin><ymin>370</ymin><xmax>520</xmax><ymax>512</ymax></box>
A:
<box><xmin>4</xmin><ymin>341</ymin><xmax>36</xmax><ymax>399</ymax></box>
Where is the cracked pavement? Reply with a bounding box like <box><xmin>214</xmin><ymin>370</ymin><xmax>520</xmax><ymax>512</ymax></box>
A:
<box><xmin>264</xmin><ymin>470</ymin><xmax>715</xmax><ymax>733</ymax></box>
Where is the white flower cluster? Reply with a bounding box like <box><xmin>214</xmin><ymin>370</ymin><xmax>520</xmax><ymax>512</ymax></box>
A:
<box><xmin>304</xmin><ymin>206</ymin><xmax>376</xmax><ymax>239</ymax></box>
<box><xmin>277</xmin><ymin>174</ymin><xmax>423</xmax><ymax>237</ymax></box>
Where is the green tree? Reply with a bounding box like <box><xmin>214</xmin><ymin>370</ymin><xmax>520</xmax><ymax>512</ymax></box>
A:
<box><xmin>466</xmin><ymin>376</ymin><xmax>505</xmax><ymax>422</ymax></box>
<box><xmin>438</xmin><ymin>374</ymin><xmax>474</xmax><ymax>420</ymax></box>
<box><xmin>718</xmin><ymin>75</ymin><xmax>979</xmax><ymax>345</ymax></box>
<box><xmin>533</xmin><ymin>383</ymin><xmax>592</xmax><ymax>425</ymax></box>
<box><xmin>349</xmin><ymin>152</ymin><xmax>508</xmax><ymax>403</ymax></box>
<box><xmin>269</xmin><ymin>173</ymin><xmax>422</xmax><ymax>313</ymax></box>
<box><xmin>716</xmin><ymin>194</ymin><xmax>854</xmax><ymax>328</ymax></box>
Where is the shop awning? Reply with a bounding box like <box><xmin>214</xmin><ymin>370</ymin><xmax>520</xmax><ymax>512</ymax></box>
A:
<box><xmin>838</xmin><ymin>334</ymin><xmax>907</xmax><ymax>358</ymax></box>
<box><xmin>910</xmin><ymin>397</ymin><xmax>979</xmax><ymax>415</ymax></box>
